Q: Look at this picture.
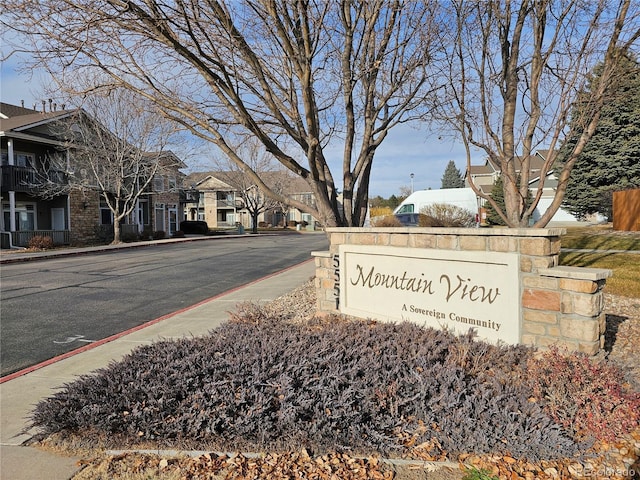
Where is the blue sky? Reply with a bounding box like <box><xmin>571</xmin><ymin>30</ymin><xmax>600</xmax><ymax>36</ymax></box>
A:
<box><xmin>1</xmin><ymin>52</ymin><xmax>482</xmax><ymax>199</ymax></box>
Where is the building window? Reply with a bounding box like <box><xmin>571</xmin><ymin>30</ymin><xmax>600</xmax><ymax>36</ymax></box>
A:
<box><xmin>138</xmin><ymin>199</ymin><xmax>149</xmax><ymax>226</ymax></box>
<box><xmin>2</xmin><ymin>203</ymin><xmax>36</xmax><ymax>230</ymax></box>
<box><xmin>168</xmin><ymin>204</ymin><xmax>177</xmax><ymax>233</ymax></box>
<box><xmin>99</xmin><ymin>201</ymin><xmax>113</xmax><ymax>225</ymax></box>
<box><xmin>153</xmin><ymin>175</ymin><xmax>164</xmax><ymax>192</ymax></box>
<box><xmin>168</xmin><ymin>176</ymin><xmax>177</xmax><ymax>191</ymax></box>
<box><xmin>186</xmin><ymin>191</ymin><xmax>198</xmax><ymax>201</ymax></box>
<box><xmin>16</xmin><ymin>153</ymin><xmax>34</xmax><ymax>168</ymax></box>
<box><xmin>1</xmin><ymin>151</ymin><xmax>35</xmax><ymax>167</ymax></box>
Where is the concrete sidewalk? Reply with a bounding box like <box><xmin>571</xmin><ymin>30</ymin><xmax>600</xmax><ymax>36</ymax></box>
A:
<box><xmin>0</xmin><ymin>259</ymin><xmax>316</xmax><ymax>480</ymax></box>
<box><xmin>0</xmin><ymin>232</ymin><xmax>248</xmax><ymax>264</ymax></box>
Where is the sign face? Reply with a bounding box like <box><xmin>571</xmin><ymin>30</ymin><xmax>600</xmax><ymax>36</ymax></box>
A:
<box><xmin>339</xmin><ymin>245</ymin><xmax>520</xmax><ymax>344</ymax></box>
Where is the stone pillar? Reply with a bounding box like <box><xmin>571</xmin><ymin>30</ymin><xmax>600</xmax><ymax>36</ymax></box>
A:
<box><xmin>522</xmin><ymin>266</ymin><xmax>610</xmax><ymax>355</ymax></box>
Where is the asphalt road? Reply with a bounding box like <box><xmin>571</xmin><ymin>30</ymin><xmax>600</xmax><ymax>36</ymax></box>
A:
<box><xmin>0</xmin><ymin>233</ymin><xmax>329</xmax><ymax>377</ymax></box>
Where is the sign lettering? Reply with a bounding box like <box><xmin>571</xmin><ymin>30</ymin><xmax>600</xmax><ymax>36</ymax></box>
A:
<box><xmin>339</xmin><ymin>245</ymin><xmax>520</xmax><ymax>344</ymax></box>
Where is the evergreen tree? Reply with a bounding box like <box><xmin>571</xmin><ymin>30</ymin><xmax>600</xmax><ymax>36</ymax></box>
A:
<box><xmin>369</xmin><ymin>196</ymin><xmax>386</xmax><ymax>208</ymax></box>
<box><xmin>486</xmin><ymin>176</ymin><xmax>533</xmax><ymax>226</ymax></box>
<box><xmin>388</xmin><ymin>195</ymin><xmax>401</xmax><ymax>209</ymax></box>
<box><xmin>560</xmin><ymin>51</ymin><xmax>640</xmax><ymax>220</ymax></box>
<box><xmin>440</xmin><ymin>160</ymin><xmax>465</xmax><ymax>189</ymax></box>
<box><xmin>485</xmin><ymin>176</ymin><xmax>507</xmax><ymax>225</ymax></box>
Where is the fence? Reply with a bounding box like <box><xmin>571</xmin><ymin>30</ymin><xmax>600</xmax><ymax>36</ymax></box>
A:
<box><xmin>6</xmin><ymin>230</ymin><xmax>71</xmax><ymax>247</ymax></box>
<box><xmin>613</xmin><ymin>189</ymin><xmax>640</xmax><ymax>231</ymax></box>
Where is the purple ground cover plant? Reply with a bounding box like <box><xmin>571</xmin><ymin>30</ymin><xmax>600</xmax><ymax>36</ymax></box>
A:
<box><xmin>30</xmin><ymin>316</ymin><xmax>587</xmax><ymax>461</ymax></box>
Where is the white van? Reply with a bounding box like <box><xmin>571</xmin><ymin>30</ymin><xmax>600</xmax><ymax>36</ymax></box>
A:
<box><xmin>394</xmin><ymin>188</ymin><xmax>480</xmax><ymax>215</ymax></box>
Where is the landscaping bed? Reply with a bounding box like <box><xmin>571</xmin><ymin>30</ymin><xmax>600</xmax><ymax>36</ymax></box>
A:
<box><xmin>28</xmin><ymin>280</ymin><xmax>640</xmax><ymax>480</ymax></box>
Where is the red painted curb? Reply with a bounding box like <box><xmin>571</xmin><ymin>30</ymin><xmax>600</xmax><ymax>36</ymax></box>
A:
<box><xmin>0</xmin><ymin>259</ymin><xmax>313</xmax><ymax>384</ymax></box>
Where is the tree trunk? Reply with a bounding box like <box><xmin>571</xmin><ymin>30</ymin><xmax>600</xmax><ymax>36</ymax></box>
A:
<box><xmin>112</xmin><ymin>221</ymin><xmax>122</xmax><ymax>245</ymax></box>
<box><xmin>252</xmin><ymin>212</ymin><xmax>259</xmax><ymax>234</ymax></box>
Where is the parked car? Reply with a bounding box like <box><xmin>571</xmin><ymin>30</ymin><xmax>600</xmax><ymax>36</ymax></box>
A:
<box><xmin>394</xmin><ymin>213</ymin><xmax>421</xmax><ymax>226</ymax></box>
<box><xmin>179</xmin><ymin>220</ymin><xmax>209</xmax><ymax>234</ymax></box>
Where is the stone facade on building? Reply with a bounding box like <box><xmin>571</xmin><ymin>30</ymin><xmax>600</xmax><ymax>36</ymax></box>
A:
<box><xmin>1</xmin><ymin>103</ymin><xmax>185</xmax><ymax>247</ymax></box>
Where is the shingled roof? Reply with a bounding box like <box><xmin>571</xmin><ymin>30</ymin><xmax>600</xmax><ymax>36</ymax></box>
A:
<box><xmin>184</xmin><ymin>170</ymin><xmax>313</xmax><ymax>194</ymax></box>
<box><xmin>0</xmin><ymin>102</ymin><xmax>77</xmax><ymax>143</ymax></box>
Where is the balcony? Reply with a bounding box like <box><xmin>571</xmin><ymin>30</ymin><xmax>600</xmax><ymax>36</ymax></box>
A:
<box><xmin>0</xmin><ymin>165</ymin><xmax>68</xmax><ymax>193</ymax></box>
<box><xmin>1</xmin><ymin>230</ymin><xmax>71</xmax><ymax>248</ymax></box>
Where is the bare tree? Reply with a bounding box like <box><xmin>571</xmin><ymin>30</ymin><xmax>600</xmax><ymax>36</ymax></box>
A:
<box><xmin>3</xmin><ymin>0</ymin><xmax>441</xmax><ymax>227</ymax></box>
<box><xmin>215</xmin><ymin>140</ymin><xmax>295</xmax><ymax>233</ymax></box>
<box><xmin>37</xmin><ymin>89</ymin><xmax>181</xmax><ymax>244</ymax></box>
<box><xmin>398</xmin><ymin>185</ymin><xmax>413</xmax><ymax>199</ymax></box>
<box><xmin>437</xmin><ymin>0</ymin><xmax>639</xmax><ymax>227</ymax></box>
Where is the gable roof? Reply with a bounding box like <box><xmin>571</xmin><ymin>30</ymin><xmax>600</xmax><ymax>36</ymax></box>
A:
<box><xmin>0</xmin><ymin>102</ymin><xmax>39</xmax><ymax>118</ymax></box>
<box><xmin>2</xmin><ymin>103</ymin><xmax>185</xmax><ymax>170</ymax></box>
<box><xmin>143</xmin><ymin>150</ymin><xmax>187</xmax><ymax>170</ymax></box>
<box><xmin>184</xmin><ymin>172</ymin><xmax>235</xmax><ymax>191</ymax></box>
<box><xmin>467</xmin><ymin>162</ymin><xmax>498</xmax><ymax>176</ymax></box>
<box><xmin>184</xmin><ymin>170</ymin><xmax>313</xmax><ymax>195</ymax></box>
<box><xmin>466</xmin><ymin>150</ymin><xmax>554</xmax><ymax>184</ymax></box>
<box><xmin>513</xmin><ymin>153</ymin><xmax>547</xmax><ymax>179</ymax></box>
<box><xmin>0</xmin><ymin>110</ymin><xmax>75</xmax><ymax>132</ymax></box>
<box><xmin>0</xmin><ymin>102</ymin><xmax>78</xmax><ymax>146</ymax></box>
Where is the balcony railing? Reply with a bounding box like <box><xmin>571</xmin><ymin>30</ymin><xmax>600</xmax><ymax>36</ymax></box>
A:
<box><xmin>0</xmin><ymin>165</ymin><xmax>68</xmax><ymax>193</ymax></box>
<box><xmin>3</xmin><ymin>230</ymin><xmax>71</xmax><ymax>248</ymax></box>
<box><xmin>1</xmin><ymin>165</ymin><xmax>36</xmax><ymax>193</ymax></box>
<box><xmin>216</xmin><ymin>198</ymin><xmax>238</xmax><ymax>208</ymax></box>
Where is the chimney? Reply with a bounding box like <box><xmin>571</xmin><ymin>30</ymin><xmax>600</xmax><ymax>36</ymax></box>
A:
<box><xmin>48</xmin><ymin>99</ymin><xmax>53</xmax><ymax>112</ymax></box>
<box><xmin>53</xmin><ymin>103</ymin><xmax>57</xmax><ymax>111</ymax></box>
<box><xmin>61</xmin><ymin>104</ymin><xmax>66</xmax><ymax>110</ymax></box>
<box><xmin>21</xmin><ymin>100</ymin><xmax>24</xmax><ymax>108</ymax></box>
<box><xmin>41</xmin><ymin>100</ymin><xmax>46</xmax><ymax>112</ymax></box>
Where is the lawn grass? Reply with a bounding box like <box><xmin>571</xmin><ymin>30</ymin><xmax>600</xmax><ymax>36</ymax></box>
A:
<box><xmin>560</xmin><ymin>225</ymin><xmax>640</xmax><ymax>251</ymax></box>
<box><xmin>560</xmin><ymin>225</ymin><xmax>640</xmax><ymax>298</ymax></box>
<box><xmin>559</xmin><ymin>251</ymin><xmax>640</xmax><ymax>298</ymax></box>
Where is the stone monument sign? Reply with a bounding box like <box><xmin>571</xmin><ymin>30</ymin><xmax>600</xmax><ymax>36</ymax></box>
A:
<box><xmin>339</xmin><ymin>244</ymin><xmax>520</xmax><ymax>344</ymax></box>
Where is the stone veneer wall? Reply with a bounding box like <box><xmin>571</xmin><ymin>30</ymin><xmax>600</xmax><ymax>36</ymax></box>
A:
<box><xmin>69</xmin><ymin>190</ymin><xmax>101</xmax><ymax>245</ymax></box>
<box><xmin>313</xmin><ymin>227</ymin><xmax>611</xmax><ymax>355</ymax></box>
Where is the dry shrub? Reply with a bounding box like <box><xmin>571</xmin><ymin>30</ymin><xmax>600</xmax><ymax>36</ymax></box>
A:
<box><xmin>28</xmin><ymin>235</ymin><xmax>54</xmax><ymax>250</ymax></box>
<box><xmin>372</xmin><ymin>215</ymin><xmax>403</xmax><ymax>227</ymax></box>
<box><xmin>527</xmin><ymin>346</ymin><xmax>640</xmax><ymax>441</ymax></box>
<box><xmin>419</xmin><ymin>203</ymin><xmax>475</xmax><ymax>227</ymax></box>
<box><xmin>418</xmin><ymin>215</ymin><xmax>443</xmax><ymax>227</ymax></box>
<box><xmin>370</xmin><ymin>206</ymin><xmax>393</xmax><ymax>218</ymax></box>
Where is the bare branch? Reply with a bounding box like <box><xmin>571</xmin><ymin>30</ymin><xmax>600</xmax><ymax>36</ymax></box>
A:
<box><xmin>438</xmin><ymin>0</ymin><xmax>638</xmax><ymax>227</ymax></box>
<box><xmin>3</xmin><ymin>0</ymin><xmax>442</xmax><ymax>227</ymax></box>
<box><xmin>30</xmin><ymin>87</ymin><xmax>182</xmax><ymax>243</ymax></box>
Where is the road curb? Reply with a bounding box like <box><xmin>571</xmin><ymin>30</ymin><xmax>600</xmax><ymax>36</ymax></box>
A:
<box><xmin>0</xmin><ymin>258</ymin><xmax>314</xmax><ymax>384</ymax></box>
